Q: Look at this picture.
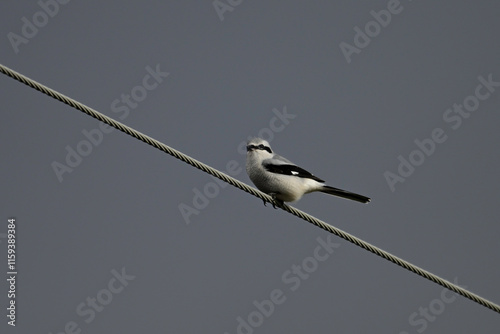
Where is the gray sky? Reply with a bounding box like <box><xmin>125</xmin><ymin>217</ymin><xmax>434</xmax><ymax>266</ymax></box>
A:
<box><xmin>1</xmin><ymin>1</ymin><xmax>500</xmax><ymax>333</ymax></box>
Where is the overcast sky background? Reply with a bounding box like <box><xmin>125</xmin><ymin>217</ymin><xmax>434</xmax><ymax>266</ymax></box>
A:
<box><xmin>1</xmin><ymin>1</ymin><xmax>500</xmax><ymax>333</ymax></box>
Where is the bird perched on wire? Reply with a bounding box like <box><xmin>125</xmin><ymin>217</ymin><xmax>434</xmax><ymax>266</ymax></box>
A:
<box><xmin>246</xmin><ymin>138</ymin><xmax>370</xmax><ymax>207</ymax></box>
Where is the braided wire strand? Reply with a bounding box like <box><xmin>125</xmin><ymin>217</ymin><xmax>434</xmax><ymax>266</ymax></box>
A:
<box><xmin>1</xmin><ymin>63</ymin><xmax>499</xmax><ymax>314</ymax></box>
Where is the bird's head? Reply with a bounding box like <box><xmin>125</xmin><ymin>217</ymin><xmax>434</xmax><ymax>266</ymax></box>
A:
<box><xmin>246</xmin><ymin>138</ymin><xmax>273</xmax><ymax>158</ymax></box>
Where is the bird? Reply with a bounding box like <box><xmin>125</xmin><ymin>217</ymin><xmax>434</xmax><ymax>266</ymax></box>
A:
<box><xmin>245</xmin><ymin>138</ymin><xmax>370</xmax><ymax>207</ymax></box>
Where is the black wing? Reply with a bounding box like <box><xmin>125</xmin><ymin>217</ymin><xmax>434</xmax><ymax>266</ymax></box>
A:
<box><xmin>263</xmin><ymin>161</ymin><xmax>325</xmax><ymax>182</ymax></box>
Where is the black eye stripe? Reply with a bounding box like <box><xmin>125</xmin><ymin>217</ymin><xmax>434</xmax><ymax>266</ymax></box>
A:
<box><xmin>246</xmin><ymin>143</ymin><xmax>272</xmax><ymax>153</ymax></box>
<box><xmin>262</xmin><ymin>146</ymin><xmax>272</xmax><ymax>154</ymax></box>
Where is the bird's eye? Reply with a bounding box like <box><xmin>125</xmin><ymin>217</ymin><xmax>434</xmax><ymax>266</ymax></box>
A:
<box><xmin>258</xmin><ymin>144</ymin><xmax>265</xmax><ymax>149</ymax></box>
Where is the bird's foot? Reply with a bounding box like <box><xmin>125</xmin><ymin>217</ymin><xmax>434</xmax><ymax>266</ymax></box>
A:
<box><xmin>269</xmin><ymin>194</ymin><xmax>284</xmax><ymax>209</ymax></box>
<box><xmin>262</xmin><ymin>194</ymin><xmax>284</xmax><ymax>209</ymax></box>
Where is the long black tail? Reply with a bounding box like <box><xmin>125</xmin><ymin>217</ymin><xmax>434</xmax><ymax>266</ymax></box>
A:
<box><xmin>320</xmin><ymin>186</ymin><xmax>371</xmax><ymax>204</ymax></box>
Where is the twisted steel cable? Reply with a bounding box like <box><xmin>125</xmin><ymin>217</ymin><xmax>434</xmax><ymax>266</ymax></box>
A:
<box><xmin>1</xmin><ymin>63</ymin><xmax>499</xmax><ymax>314</ymax></box>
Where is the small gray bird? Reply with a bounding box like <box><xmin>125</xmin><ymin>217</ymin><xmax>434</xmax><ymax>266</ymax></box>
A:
<box><xmin>246</xmin><ymin>138</ymin><xmax>370</xmax><ymax>206</ymax></box>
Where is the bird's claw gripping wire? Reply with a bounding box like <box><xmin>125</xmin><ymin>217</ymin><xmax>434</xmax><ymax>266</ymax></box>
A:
<box><xmin>262</xmin><ymin>194</ymin><xmax>284</xmax><ymax>209</ymax></box>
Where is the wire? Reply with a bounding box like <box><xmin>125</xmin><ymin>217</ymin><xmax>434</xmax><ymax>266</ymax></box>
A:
<box><xmin>1</xmin><ymin>62</ymin><xmax>499</xmax><ymax>314</ymax></box>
